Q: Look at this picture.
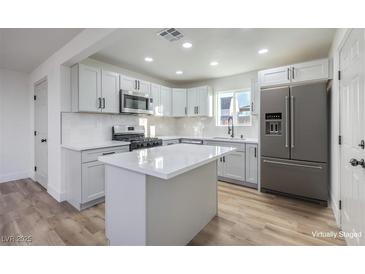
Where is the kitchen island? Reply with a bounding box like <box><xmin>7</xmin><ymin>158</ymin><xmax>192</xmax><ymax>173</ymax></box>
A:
<box><xmin>98</xmin><ymin>144</ymin><xmax>235</xmax><ymax>246</ymax></box>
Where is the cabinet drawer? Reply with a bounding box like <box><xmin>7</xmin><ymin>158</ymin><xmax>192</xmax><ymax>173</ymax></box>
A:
<box><xmin>81</xmin><ymin>146</ymin><xmax>129</xmax><ymax>163</ymax></box>
<box><xmin>204</xmin><ymin>140</ymin><xmax>245</xmax><ymax>152</ymax></box>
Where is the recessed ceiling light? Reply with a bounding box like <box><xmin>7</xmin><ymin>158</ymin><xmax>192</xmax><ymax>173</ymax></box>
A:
<box><xmin>182</xmin><ymin>42</ymin><xmax>192</xmax><ymax>49</ymax></box>
<box><xmin>144</xmin><ymin>57</ymin><xmax>154</xmax><ymax>62</ymax></box>
<box><xmin>258</xmin><ymin>48</ymin><xmax>268</xmax><ymax>54</ymax></box>
<box><xmin>176</xmin><ymin>70</ymin><xmax>183</xmax><ymax>75</ymax></box>
<box><xmin>210</xmin><ymin>61</ymin><xmax>219</xmax><ymax>66</ymax></box>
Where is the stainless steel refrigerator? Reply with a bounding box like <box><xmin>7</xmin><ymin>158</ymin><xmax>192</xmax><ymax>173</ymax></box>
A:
<box><xmin>260</xmin><ymin>81</ymin><xmax>329</xmax><ymax>205</ymax></box>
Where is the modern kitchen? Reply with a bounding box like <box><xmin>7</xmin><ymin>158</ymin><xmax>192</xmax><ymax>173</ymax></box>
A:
<box><xmin>1</xmin><ymin>27</ymin><xmax>364</xmax><ymax>250</ymax></box>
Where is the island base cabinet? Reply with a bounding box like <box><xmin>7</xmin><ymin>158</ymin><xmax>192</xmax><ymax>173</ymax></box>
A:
<box><xmin>82</xmin><ymin>161</ymin><xmax>105</xmax><ymax>203</ymax></box>
<box><xmin>104</xmin><ymin>161</ymin><xmax>217</xmax><ymax>246</ymax></box>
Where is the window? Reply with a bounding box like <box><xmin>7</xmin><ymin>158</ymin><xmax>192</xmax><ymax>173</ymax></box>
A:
<box><xmin>216</xmin><ymin>89</ymin><xmax>252</xmax><ymax>126</ymax></box>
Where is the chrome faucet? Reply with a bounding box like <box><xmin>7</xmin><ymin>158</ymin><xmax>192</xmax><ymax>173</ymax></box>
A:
<box><xmin>227</xmin><ymin>116</ymin><xmax>234</xmax><ymax>138</ymax></box>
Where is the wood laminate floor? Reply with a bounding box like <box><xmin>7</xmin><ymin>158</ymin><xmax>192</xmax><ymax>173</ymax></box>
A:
<box><xmin>0</xmin><ymin>179</ymin><xmax>345</xmax><ymax>246</ymax></box>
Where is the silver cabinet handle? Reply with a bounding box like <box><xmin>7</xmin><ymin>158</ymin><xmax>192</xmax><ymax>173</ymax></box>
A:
<box><xmin>287</xmin><ymin>68</ymin><xmax>290</xmax><ymax>80</ymax></box>
<box><xmin>290</xmin><ymin>96</ymin><xmax>294</xmax><ymax>148</ymax></box>
<box><xmin>263</xmin><ymin>160</ymin><xmax>323</xmax><ymax>170</ymax></box>
<box><xmin>98</xmin><ymin>97</ymin><xmax>102</xmax><ymax>109</ymax></box>
<box><xmin>102</xmin><ymin>152</ymin><xmax>115</xmax><ymax>155</ymax></box>
<box><xmin>292</xmin><ymin>67</ymin><xmax>295</xmax><ymax>80</ymax></box>
<box><xmin>102</xmin><ymin>98</ymin><xmax>106</xmax><ymax>109</ymax></box>
<box><xmin>285</xmin><ymin>96</ymin><xmax>289</xmax><ymax>148</ymax></box>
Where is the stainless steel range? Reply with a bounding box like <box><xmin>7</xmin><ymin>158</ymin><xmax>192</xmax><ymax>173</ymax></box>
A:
<box><xmin>112</xmin><ymin>125</ymin><xmax>162</xmax><ymax>151</ymax></box>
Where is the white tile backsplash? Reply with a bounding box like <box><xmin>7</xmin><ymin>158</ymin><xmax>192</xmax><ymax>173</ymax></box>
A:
<box><xmin>61</xmin><ymin>113</ymin><xmax>178</xmax><ymax>144</ymax></box>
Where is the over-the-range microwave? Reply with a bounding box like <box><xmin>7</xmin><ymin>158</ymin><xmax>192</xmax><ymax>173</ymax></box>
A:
<box><xmin>120</xmin><ymin>89</ymin><xmax>153</xmax><ymax>115</ymax></box>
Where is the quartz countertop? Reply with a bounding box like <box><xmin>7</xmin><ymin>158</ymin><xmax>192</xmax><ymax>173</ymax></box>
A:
<box><xmin>98</xmin><ymin>143</ymin><xmax>236</xmax><ymax>179</ymax></box>
<box><xmin>61</xmin><ymin>141</ymin><xmax>130</xmax><ymax>151</ymax></box>
<box><xmin>158</xmin><ymin>135</ymin><xmax>258</xmax><ymax>144</ymax></box>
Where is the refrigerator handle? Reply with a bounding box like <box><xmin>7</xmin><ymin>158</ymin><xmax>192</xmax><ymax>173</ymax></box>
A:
<box><xmin>291</xmin><ymin>96</ymin><xmax>295</xmax><ymax>148</ymax></box>
<box><xmin>285</xmin><ymin>96</ymin><xmax>289</xmax><ymax>148</ymax></box>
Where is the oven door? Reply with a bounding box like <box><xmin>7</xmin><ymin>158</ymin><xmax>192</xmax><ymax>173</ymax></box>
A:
<box><xmin>120</xmin><ymin>90</ymin><xmax>153</xmax><ymax>115</ymax></box>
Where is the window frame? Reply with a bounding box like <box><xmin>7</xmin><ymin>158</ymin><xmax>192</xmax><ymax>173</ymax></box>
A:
<box><xmin>215</xmin><ymin>88</ymin><xmax>252</xmax><ymax>127</ymax></box>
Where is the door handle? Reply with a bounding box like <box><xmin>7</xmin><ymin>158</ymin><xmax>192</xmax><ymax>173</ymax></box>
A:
<box><xmin>102</xmin><ymin>98</ymin><xmax>105</xmax><ymax>109</ymax></box>
<box><xmin>102</xmin><ymin>152</ymin><xmax>115</xmax><ymax>156</ymax></box>
<box><xmin>41</xmin><ymin>138</ymin><xmax>47</xmax><ymax>143</ymax></box>
<box><xmin>285</xmin><ymin>96</ymin><xmax>289</xmax><ymax>148</ymax></box>
<box><xmin>290</xmin><ymin>96</ymin><xmax>294</xmax><ymax>148</ymax></box>
<box><xmin>223</xmin><ymin>156</ymin><xmax>226</xmax><ymax>162</ymax></box>
<box><xmin>287</xmin><ymin>68</ymin><xmax>290</xmax><ymax>80</ymax></box>
<box><xmin>350</xmin><ymin>158</ymin><xmax>365</xmax><ymax>167</ymax></box>
<box><xmin>254</xmin><ymin>147</ymin><xmax>257</xmax><ymax>158</ymax></box>
<box><xmin>292</xmin><ymin>67</ymin><xmax>295</xmax><ymax>80</ymax></box>
<box><xmin>98</xmin><ymin>97</ymin><xmax>102</xmax><ymax>109</ymax></box>
<box><xmin>358</xmin><ymin>140</ymin><xmax>365</xmax><ymax>149</ymax></box>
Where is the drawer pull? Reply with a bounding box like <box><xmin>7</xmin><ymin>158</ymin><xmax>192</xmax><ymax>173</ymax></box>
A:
<box><xmin>102</xmin><ymin>152</ymin><xmax>115</xmax><ymax>156</ymax></box>
<box><xmin>263</xmin><ymin>160</ymin><xmax>323</xmax><ymax>170</ymax></box>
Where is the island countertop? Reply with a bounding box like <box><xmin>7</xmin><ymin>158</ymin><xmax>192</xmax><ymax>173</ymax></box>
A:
<box><xmin>98</xmin><ymin>143</ymin><xmax>236</xmax><ymax>179</ymax></box>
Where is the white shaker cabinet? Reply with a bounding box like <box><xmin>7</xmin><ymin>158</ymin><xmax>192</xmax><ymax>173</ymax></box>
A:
<box><xmin>151</xmin><ymin>84</ymin><xmax>161</xmax><ymax>115</ymax></box>
<box><xmin>63</xmin><ymin>145</ymin><xmax>129</xmax><ymax>211</ymax></box>
<box><xmin>291</xmin><ymin>59</ymin><xmax>329</xmax><ymax>83</ymax></box>
<box><xmin>160</xmin><ymin>85</ymin><xmax>172</xmax><ymax>116</ymax></box>
<box><xmin>172</xmin><ymin>88</ymin><xmax>187</xmax><ymax>117</ymax></box>
<box><xmin>101</xmin><ymin>70</ymin><xmax>120</xmax><ymax>113</ymax></box>
<box><xmin>258</xmin><ymin>66</ymin><xmax>291</xmax><ymax>88</ymax></box>
<box><xmin>120</xmin><ymin>75</ymin><xmax>150</xmax><ymax>94</ymax></box>
<box><xmin>245</xmin><ymin>144</ymin><xmax>258</xmax><ymax>185</ymax></box>
<box><xmin>72</xmin><ymin>64</ymin><xmax>102</xmax><ymax>112</ymax></box>
<box><xmin>223</xmin><ymin>152</ymin><xmax>246</xmax><ymax>181</ymax></box>
<box><xmin>71</xmin><ymin>64</ymin><xmax>120</xmax><ymax>113</ymax></box>
<box><xmin>186</xmin><ymin>86</ymin><xmax>213</xmax><ymax>117</ymax></box>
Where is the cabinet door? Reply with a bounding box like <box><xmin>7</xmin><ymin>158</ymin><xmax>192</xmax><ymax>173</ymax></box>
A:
<box><xmin>151</xmin><ymin>84</ymin><xmax>161</xmax><ymax>116</ymax></box>
<box><xmin>223</xmin><ymin>152</ymin><xmax>245</xmax><ymax>181</ymax></box>
<box><xmin>197</xmin><ymin>86</ymin><xmax>212</xmax><ymax>116</ymax></box>
<box><xmin>138</xmin><ymin>80</ymin><xmax>151</xmax><ymax>94</ymax></box>
<box><xmin>120</xmin><ymin>75</ymin><xmax>137</xmax><ymax>91</ymax></box>
<box><xmin>160</xmin><ymin>86</ymin><xmax>172</xmax><ymax>116</ymax></box>
<box><xmin>82</xmin><ymin>161</ymin><xmax>105</xmax><ymax>203</ymax></box>
<box><xmin>172</xmin><ymin>88</ymin><xmax>187</xmax><ymax>117</ymax></box>
<box><xmin>78</xmin><ymin>64</ymin><xmax>102</xmax><ymax>112</ymax></box>
<box><xmin>101</xmin><ymin>70</ymin><xmax>119</xmax><ymax>113</ymax></box>
<box><xmin>187</xmin><ymin>88</ymin><xmax>197</xmax><ymax>116</ymax></box>
<box><xmin>245</xmin><ymin>144</ymin><xmax>258</xmax><ymax>184</ymax></box>
<box><xmin>217</xmin><ymin>157</ymin><xmax>225</xmax><ymax>177</ymax></box>
<box><xmin>291</xmin><ymin>59</ymin><xmax>328</xmax><ymax>83</ymax></box>
<box><xmin>258</xmin><ymin>66</ymin><xmax>291</xmax><ymax>87</ymax></box>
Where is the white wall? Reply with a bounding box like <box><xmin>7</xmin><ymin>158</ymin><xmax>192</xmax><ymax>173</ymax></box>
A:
<box><xmin>0</xmin><ymin>69</ymin><xmax>31</xmax><ymax>183</ymax></box>
<box><xmin>175</xmin><ymin>70</ymin><xmax>259</xmax><ymax>138</ymax></box>
<box><xmin>328</xmin><ymin>28</ymin><xmax>349</xmax><ymax>226</ymax></box>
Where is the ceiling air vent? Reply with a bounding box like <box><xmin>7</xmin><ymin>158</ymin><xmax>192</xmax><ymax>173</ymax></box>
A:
<box><xmin>157</xmin><ymin>28</ymin><xmax>184</xmax><ymax>42</ymax></box>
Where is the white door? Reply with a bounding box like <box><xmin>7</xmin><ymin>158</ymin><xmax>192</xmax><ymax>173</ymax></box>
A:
<box><xmin>258</xmin><ymin>65</ymin><xmax>291</xmax><ymax>87</ymax></box>
<box><xmin>245</xmin><ymin>144</ymin><xmax>258</xmax><ymax>184</ymax></box>
<box><xmin>160</xmin><ymin>86</ymin><xmax>172</xmax><ymax>116</ymax></box>
<box><xmin>172</xmin><ymin>88</ymin><xmax>187</xmax><ymax>117</ymax></box>
<box><xmin>82</xmin><ymin>162</ymin><xmax>105</xmax><ymax>203</ymax></box>
<box><xmin>151</xmin><ymin>84</ymin><xmax>161</xmax><ymax>116</ymax></box>
<box><xmin>291</xmin><ymin>59</ymin><xmax>329</xmax><ymax>83</ymax></box>
<box><xmin>78</xmin><ymin>64</ymin><xmax>102</xmax><ymax>112</ymax></box>
<box><xmin>223</xmin><ymin>152</ymin><xmax>245</xmax><ymax>181</ymax></box>
<box><xmin>138</xmin><ymin>80</ymin><xmax>151</xmax><ymax>94</ymax></box>
<box><xmin>339</xmin><ymin>29</ymin><xmax>365</xmax><ymax>245</ymax></box>
<box><xmin>101</xmin><ymin>70</ymin><xmax>119</xmax><ymax>113</ymax></box>
<box><xmin>120</xmin><ymin>75</ymin><xmax>137</xmax><ymax>91</ymax></box>
<box><xmin>34</xmin><ymin>80</ymin><xmax>48</xmax><ymax>188</ymax></box>
<box><xmin>187</xmin><ymin>88</ymin><xmax>197</xmax><ymax>116</ymax></box>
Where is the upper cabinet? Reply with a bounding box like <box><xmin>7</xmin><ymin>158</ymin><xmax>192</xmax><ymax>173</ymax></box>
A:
<box><xmin>71</xmin><ymin>64</ymin><xmax>119</xmax><ymax>113</ymax></box>
<box><xmin>187</xmin><ymin>86</ymin><xmax>213</xmax><ymax>117</ymax></box>
<box><xmin>291</xmin><ymin>59</ymin><xmax>329</xmax><ymax>83</ymax></box>
<box><xmin>120</xmin><ymin>75</ymin><xmax>151</xmax><ymax>94</ymax></box>
<box><xmin>151</xmin><ymin>84</ymin><xmax>172</xmax><ymax>117</ymax></box>
<box><xmin>172</xmin><ymin>88</ymin><xmax>187</xmax><ymax>117</ymax></box>
<box><xmin>258</xmin><ymin>58</ymin><xmax>329</xmax><ymax>87</ymax></box>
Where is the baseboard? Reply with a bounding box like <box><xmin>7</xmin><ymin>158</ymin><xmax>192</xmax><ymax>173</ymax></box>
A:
<box><xmin>47</xmin><ymin>185</ymin><xmax>67</xmax><ymax>202</ymax></box>
<box><xmin>331</xmin><ymin>195</ymin><xmax>341</xmax><ymax>229</ymax></box>
<box><xmin>0</xmin><ymin>171</ymin><xmax>32</xmax><ymax>183</ymax></box>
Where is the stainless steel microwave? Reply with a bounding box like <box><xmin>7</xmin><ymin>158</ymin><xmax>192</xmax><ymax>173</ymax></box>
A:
<box><xmin>120</xmin><ymin>90</ymin><xmax>153</xmax><ymax>115</ymax></box>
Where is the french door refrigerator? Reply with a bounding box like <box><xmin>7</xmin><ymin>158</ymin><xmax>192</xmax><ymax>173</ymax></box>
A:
<box><xmin>260</xmin><ymin>82</ymin><xmax>329</xmax><ymax>205</ymax></box>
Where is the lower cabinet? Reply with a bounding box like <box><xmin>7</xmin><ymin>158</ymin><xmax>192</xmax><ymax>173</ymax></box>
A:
<box><xmin>205</xmin><ymin>140</ymin><xmax>258</xmax><ymax>187</ymax></box>
<box><xmin>63</xmin><ymin>145</ymin><xmax>129</xmax><ymax>210</ymax></box>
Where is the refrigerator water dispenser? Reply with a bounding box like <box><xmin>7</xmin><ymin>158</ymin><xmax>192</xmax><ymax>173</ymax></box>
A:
<box><xmin>265</xmin><ymin>113</ymin><xmax>282</xmax><ymax>135</ymax></box>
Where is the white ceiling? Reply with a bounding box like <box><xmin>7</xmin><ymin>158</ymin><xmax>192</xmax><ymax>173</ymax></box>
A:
<box><xmin>92</xmin><ymin>28</ymin><xmax>335</xmax><ymax>84</ymax></box>
<box><xmin>0</xmin><ymin>28</ymin><xmax>83</xmax><ymax>72</ymax></box>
